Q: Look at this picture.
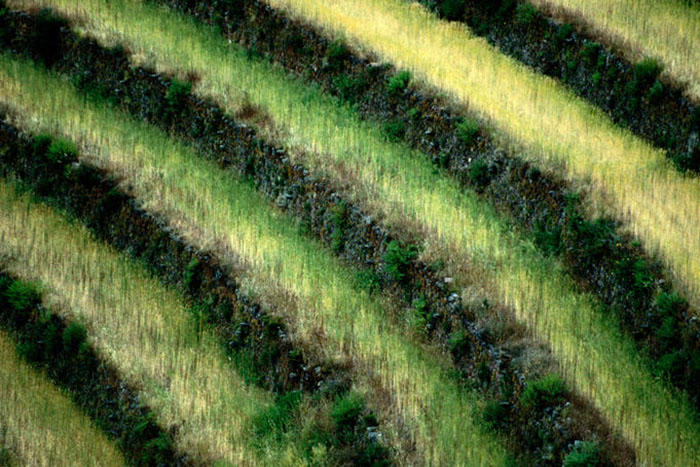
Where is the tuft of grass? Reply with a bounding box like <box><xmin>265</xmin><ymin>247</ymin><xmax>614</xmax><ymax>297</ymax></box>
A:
<box><xmin>563</xmin><ymin>441</ymin><xmax>600</xmax><ymax>467</ymax></box>
<box><xmin>387</xmin><ymin>70</ymin><xmax>410</xmax><ymax>95</ymax></box>
<box><xmin>383</xmin><ymin>240</ymin><xmax>418</xmax><ymax>282</ymax></box>
<box><xmin>520</xmin><ymin>374</ymin><xmax>565</xmax><ymax>409</ymax></box>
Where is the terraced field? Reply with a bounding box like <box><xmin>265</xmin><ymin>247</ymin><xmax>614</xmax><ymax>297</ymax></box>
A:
<box><xmin>0</xmin><ymin>0</ymin><xmax>698</xmax><ymax>465</ymax></box>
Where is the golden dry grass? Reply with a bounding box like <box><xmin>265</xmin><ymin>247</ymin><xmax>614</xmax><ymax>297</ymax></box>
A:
<box><xmin>3</xmin><ymin>1</ymin><xmax>699</xmax><ymax>463</ymax></box>
<box><xmin>0</xmin><ymin>56</ymin><xmax>511</xmax><ymax>465</ymax></box>
<box><xmin>532</xmin><ymin>0</ymin><xmax>700</xmax><ymax>99</ymax></box>
<box><xmin>0</xmin><ymin>177</ymin><xmax>284</xmax><ymax>465</ymax></box>
<box><xmin>259</xmin><ymin>0</ymin><xmax>700</xmax><ymax>316</ymax></box>
<box><xmin>0</xmin><ymin>329</ymin><xmax>123</xmax><ymax>466</ymax></box>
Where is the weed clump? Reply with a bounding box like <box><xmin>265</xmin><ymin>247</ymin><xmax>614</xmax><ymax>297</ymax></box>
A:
<box><xmin>514</xmin><ymin>3</ymin><xmax>540</xmax><ymax>26</ymax></box>
<box><xmin>629</xmin><ymin>57</ymin><xmax>663</xmax><ymax>95</ymax></box>
<box><xmin>326</xmin><ymin>38</ymin><xmax>350</xmax><ymax>71</ymax></box>
<box><xmin>468</xmin><ymin>159</ymin><xmax>491</xmax><ymax>190</ymax></box>
<box><xmin>383</xmin><ymin>240</ymin><xmax>418</xmax><ymax>282</ymax></box>
<box><xmin>387</xmin><ymin>70</ymin><xmax>410</xmax><ymax>96</ymax></box>
<box><xmin>163</xmin><ymin>79</ymin><xmax>192</xmax><ymax>125</ymax></box>
<box><xmin>330</xmin><ymin>201</ymin><xmax>349</xmax><ymax>252</ymax></box>
<box><xmin>563</xmin><ymin>441</ymin><xmax>600</xmax><ymax>466</ymax></box>
<box><xmin>520</xmin><ymin>374</ymin><xmax>565</xmax><ymax>409</ymax></box>
<box><xmin>455</xmin><ymin>117</ymin><xmax>479</xmax><ymax>145</ymax></box>
<box><xmin>62</xmin><ymin>321</ymin><xmax>88</xmax><ymax>354</ymax></box>
<box><xmin>382</xmin><ymin>118</ymin><xmax>406</xmax><ymax>142</ymax></box>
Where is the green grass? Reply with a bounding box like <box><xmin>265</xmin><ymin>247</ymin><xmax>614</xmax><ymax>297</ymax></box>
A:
<box><xmin>0</xmin><ymin>174</ymin><xmax>295</xmax><ymax>464</ymax></box>
<box><xmin>0</xmin><ymin>329</ymin><xmax>123</xmax><ymax>466</ymax></box>
<box><xmin>0</xmin><ymin>55</ymin><xmax>510</xmax><ymax>465</ymax></box>
<box><xmin>2</xmin><ymin>0</ymin><xmax>699</xmax><ymax>461</ymax></box>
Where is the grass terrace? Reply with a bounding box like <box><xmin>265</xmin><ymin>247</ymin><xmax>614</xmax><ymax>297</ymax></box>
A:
<box><xmin>532</xmin><ymin>0</ymin><xmax>700</xmax><ymax>99</ymax></box>
<box><xmin>0</xmin><ymin>329</ymin><xmax>123</xmax><ymax>466</ymax></box>
<box><xmin>0</xmin><ymin>55</ymin><xmax>512</xmax><ymax>465</ymax></box>
<box><xmin>2</xmin><ymin>1</ymin><xmax>699</xmax><ymax>462</ymax></box>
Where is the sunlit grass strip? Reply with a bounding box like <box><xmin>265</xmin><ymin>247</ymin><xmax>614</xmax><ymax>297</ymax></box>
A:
<box><xmin>531</xmin><ymin>0</ymin><xmax>700</xmax><ymax>99</ymax></box>
<box><xmin>256</xmin><ymin>0</ymin><xmax>700</xmax><ymax>312</ymax></box>
<box><xmin>0</xmin><ymin>177</ymin><xmax>281</xmax><ymax>465</ymax></box>
<box><xmin>2</xmin><ymin>3</ymin><xmax>698</xmax><ymax>463</ymax></box>
<box><xmin>0</xmin><ymin>57</ymin><xmax>511</xmax><ymax>466</ymax></box>
<box><xmin>0</xmin><ymin>329</ymin><xmax>123</xmax><ymax>467</ymax></box>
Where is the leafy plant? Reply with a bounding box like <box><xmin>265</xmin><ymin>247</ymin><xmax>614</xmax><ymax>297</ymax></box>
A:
<box><xmin>468</xmin><ymin>159</ymin><xmax>491</xmax><ymax>189</ymax></box>
<box><xmin>514</xmin><ymin>3</ymin><xmax>540</xmax><ymax>26</ymax></box>
<box><xmin>382</xmin><ymin>118</ymin><xmax>406</xmax><ymax>142</ymax></box>
<box><xmin>326</xmin><ymin>38</ymin><xmax>350</xmax><ymax>71</ymax></box>
<box><xmin>563</xmin><ymin>441</ymin><xmax>600</xmax><ymax>466</ymax></box>
<box><xmin>163</xmin><ymin>79</ymin><xmax>192</xmax><ymax>124</ymax></box>
<box><xmin>581</xmin><ymin>42</ymin><xmax>602</xmax><ymax>67</ymax></box>
<box><xmin>62</xmin><ymin>321</ymin><xmax>88</xmax><ymax>353</ymax></box>
<box><xmin>387</xmin><ymin>70</ymin><xmax>411</xmax><ymax>96</ymax></box>
<box><xmin>384</xmin><ymin>240</ymin><xmax>418</xmax><ymax>282</ymax></box>
<box><xmin>353</xmin><ymin>270</ymin><xmax>382</xmax><ymax>295</ymax></box>
<box><xmin>482</xmin><ymin>400</ymin><xmax>507</xmax><ymax>431</ymax></box>
<box><xmin>647</xmin><ymin>80</ymin><xmax>664</xmax><ymax>103</ymax></box>
<box><xmin>520</xmin><ymin>374</ymin><xmax>565</xmax><ymax>409</ymax></box>
<box><xmin>4</xmin><ymin>279</ymin><xmax>40</xmax><ymax>312</ymax></box>
<box><xmin>455</xmin><ymin>117</ymin><xmax>479</xmax><ymax>145</ymax></box>
<box><xmin>46</xmin><ymin>138</ymin><xmax>78</xmax><ymax>165</ymax></box>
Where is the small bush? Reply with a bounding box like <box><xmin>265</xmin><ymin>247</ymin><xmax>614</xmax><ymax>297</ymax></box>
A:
<box><xmin>407</xmin><ymin>107</ymin><xmax>420</xmax><ymax>121</ymax></box>
<box><xmin>656</xmin><ymin>351</ymin><xmax>683</xmax><ymax>380</ymax></box>
<box><xmin>4</xmin><ymin>280</ymin><xmax>40</xmax><ymax>312</ymax></box>
<box><xmin>655</xmin><ymin>316</ymin><xmax>678</xmax><ymax>351</ymax></box>
<box><xmin>514</xmin><ymin>3</ymin><xmax>540</xmax><ymax>26</ymax></box>
<box><xmin>326</xmin><ymin>38</ymin><xmax>350</xmax><ymax>70</ymax></box>
<box><xmin>534</xmin><ymin>224</ymin><xmax>562</xmax><ymax>256</ymax></box>
<box><xmin>62</xmin><ymin>321</ymin><xmax>88</xmax><ymax>353</ymax></box>
<box><xmin>184</xmin><ymin>258</ymin><xmax>201</xmax><ymax>291</ymax></box>
<box><xmin>46</xmin><ymin>138</ymin><xmax>78</xmax><ymax>165</ymax></box>
<box><xmin>468</xmin><ymin>159</ymin><xmax>491</xmax><ymax>189</ymax></box>
<box><xmin>553</xmin><ymin>23</ymin><xmax>574</xmax><ymax>45</ymax></box>
<box><xmin>581</xmin><ymin>42</ymin><xmax>602</xmax><ymax>66</ymax></box>
<box><xmin>164</xmin><ymin>79</ymin><xmax>192</xmax><ymax>124</ymax></box>
<box><xmin>482</xmin><ymin>400</ymin><xmax>508</xmax><ymax>431</ymax></box>
<box><xmin>382</xmin><ymin>118</ymin><xmax>406</xmax><ymax>142</ymax></box>
<box><xmin>656</xmin><ymin>291</ymin><xmax>686</xmax><ymax>316</ymax></box>
<box><xmin>333</xmin><ymin>74</ymin><xmax>365</xmax><ymax>103</ymax></box>
<box><xmin>447</xmin><ymin>330</ymin><xmax>469</xmax><ymax>355</ymax></box>
<box><xmin>647</xmin><ymin>80</ymin><xmax>664</xmax><ymax>103</ymax></box>
<box><xmin>353</xmin><ymin>270</ymin><xmax>382</xmax><ymax>295</ymax></box>
<box><xmin>563</xmin><ymin>441</ymin><xmax>600</xmax><ymax>467</ymax></box>
<box><xmin>412</xmin><ymin>295</ymin><xmax>429</xmax><ymax>330</ymax></box>
<box><xmin>384</xmin><ymin>240</ymin><xmax>418</xmax><ymax>282</ymax></box>
<box><xmin>632</xmin><ymin>258</ymin><xmax>653</xmax><ymax>291</ymax></box>
<box><xmin>634</xmin><ymin>58</ymin><xmax>663</xmax><ymax>85</ymax></box>
<box><xmin>455</xmin><ymin>117</ymin><xmax>479</xmax><ymax>145</ymax></box>
<box><xmin>672</xmin><ymin>147</ymin><xmax>700</xmax><ymax>173</ymax></box>
<box><xmin>520</xmin><ymin>374</ymin><xmax>565</xmax><ymax>409</ymax></box>
<box><xmin>331</xmin><ymin>393</ymin><xmax>363</xmax><ymax>438</ymax></box>
<box><xmin>330</xmin><ymin>201</ymin><xmax>349</xmax><ymax>252</ymax></box>
<box><xmin>591</xmin><ymin>72</ymin><xmax>602</xmax><ymax>86</ymax></box>
<box><xmin>387</xmin><ymin>70</ymin><xmax>411</xmax><ymax>96</ymax></box>
<box><xmin>441</xmin><ymin>0</ymin><xmax>466</xmax><ymax>21</ymax></box>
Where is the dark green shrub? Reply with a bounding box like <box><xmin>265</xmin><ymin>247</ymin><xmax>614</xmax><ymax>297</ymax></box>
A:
<box><xmin>62</xmin><ymin>321</ymin><xmax>88</xmax><ymax>353</ymax></box>
<box><xmin>353</xmin><ymin>270</ymin><xmax>382</xmax><ymax>295</ymax></box>
<box><xmin>331</xmin><ymin>393</ymin><xmax>363</xmax><ymax>438</ymax></box>
<box><xmin>520</xmin><ymin>374</ymin><xmax>565</xmax><ymax>409</ymax></box>
<box><xmin>581</xmin><ymin>42</ymin><xmax>602</xmax><ymax>66</ymax></box>
<box><xmin>632</xmin><ymin>258</ymin><xmax>653</xmax><ymax>291</ymax></box>
<box><xmin>468</xmin><ymin>159</ymin><xmax>491</xmax><ymax>189</ymax></box>
<box><xmin>359</xmin><ymin>441</ymin><xmax>391</xmax><ymax>467</ymax></box>
<box><xmin>553</xmin><ymin>23</ymin><xmax>574</xmax><ymax>45</ymax></box>
<box><xmin>32</xmin><ymin>133</ymin><xmax>53</xmax><ymax>155</ymax></box>
<box><xmin>142</xmin><ymin>433</ymin><xmax>173</xmax><ymax>466</ymax></box>
<box><xmin>656</xmin><ymin>351</ymin><xmax>683</xmax><ymax>380</ymax></box>
<box><xmin>31</xmin><ymin>9</ymin><xmax>67</xmax><ymax>66</ymax></box>
<box><xmin>333</xmin><ymin>74</ymin><xmax>365</xmax><ymax>103</ymax></box>
<box><xmin>46</xmin><ymin>138</ymin><xmax>78</xmax><ymax>165</ymax></box>
<box><xmin>672</xmin><ymin>147</ymin><xmax>700</xmax><ymax>173</ymax></box>
<box><xmin>656</xmin><ymin>291</ymin><xmax>686</xmax><ymax>316</ymax></box>
<box><xmin>407</xmin><ymin>107</ymin><xmax>420</xmax><ymax>121</ymax></box>
<box><xmin>496</xmin><ymin>0</ymin><xmax>517</xmax><ymax>20</ymax></box>
<box><xmin>4</xmin><ymin>280</ymin><xmax>40</xmax><ymax>312</ymax></box>
<box><xmin>655</xmin><ymin>316</ymin><xmax>678</xmax><ymax>351</ymax></box>
<box><xmin>164</xmin><ymin>79</ymin><xmax>192</xmax><ymax>123</ymax></box>
<box><xmin>534</xmin><ymin>223</ymin><xmax>562</xmax><ymax>256</ymax></box>
<box><xmin>441</xmin><ymin>0</ymin><xmax>466</xmax><ymax>21</ymax></box>
<box><xmin>447</xmin><ymin>330</ymin><xmax>469</xmax><ymax>355</ymax></box>
<box><xmin>382</xmin><ymin>118</ymin><xmax>406</xmax><ymax>142</ymax></box>
<box><xmin>326</xmin><ymin>38</ymin><xmax>350</xmax><ymax>70</ymax></box>
<box><xmin>482</xmin><ymin>400</ymin><xmax>508</xmax><ymax>431</ymax></box>
<box><xmin>387</xmin><ymin>70</ymin><xmax>411</xmax><ymax>96</ymax></box>
<box><xmin>634</xmin><ymin>58</ymin><xmax>663</xmax><ymax>85</ymax></box>
<box><xmin>184</xmin><ymin>258</ymin><xmax>201</xmax><ymax>291</ymax></box>
<box><xmin>563</xmin><ymin>441</ymin><xmax>600</xmax><ymax>466</ymax></box>
<box><xmin>514</xmin><ymin>3</ymin><xmax>540</xmax><ymax>26</ymax></box>
<box><xmin>330</xmin><ymin>201</ymin><xmax>349</xmax><ymax>252</ymax></box>
<box><xmin>591</xmin><ymin>72</ymin><xmax>602</xmax><ymax>86</ymax></box>
<box><xmin>647</xmin><ymin>80</ymin><xmax>664</xmax><ymax>103</ymax></box>
<box><xmin>412</xmin><ymin>295</ymin><xmax>429</xmax><ymax>330</ymax></box>
<box><xmin>16</xmin><ymin>341</ymin><xmax>41</xmax><ymax>363</ymax></box>
<box><xmin>384</xmin><ymin>240</ymin><xmax>418</xmax><ymax>282</ymax></box>
<box><xmin>455</xmin><ymin>117</ymin><xmax>479</xmax><ymax>145</ymax></box>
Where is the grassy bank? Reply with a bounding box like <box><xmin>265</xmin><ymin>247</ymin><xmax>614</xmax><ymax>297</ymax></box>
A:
<box><xmin>531</xmin><ymin>0</ymin><xmax>700</xmax><ymax>99</ymax></box>
<box><xmin>0</xmin><ymin>329</ymin><xmax>123</xmax><ymax>466</ymax></box>
<box><xmin>1</xmin><ymin>2</ymin><xmax>699</xmax><ymax>463</ymax></box>
<box><xmin>0</xmin><ymin>55</ymin><xmax>511</xmax><ymax>464</ymax></box>
<box><xmin>0</xmin><ymin>176</ymin><xmax>288</xmax><ymax>464</ymax></box>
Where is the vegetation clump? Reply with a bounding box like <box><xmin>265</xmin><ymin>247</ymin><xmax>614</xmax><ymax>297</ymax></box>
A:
<box><xmin>440</xmin><ymin>0</ymin><xmax>466</xmax><ymax>21</ymax></box>
<box><xmin>383</xmin><ymin>240</ymin><xmax>418</xmax><ymax>282</ymax></box>
<box><xmin>563</xmin><ymin>441</ymin><xmax>600</xmax><ymax>466</ymax></box>
<box><xmin>520</xmin><ymin>374</ymin><xmax>565</xmax><ymax>409</ymax></box>
<box><xmin>387</xmin><ymin>70</ymin><xmax>410</xmax><ymax>96</ymax></box>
